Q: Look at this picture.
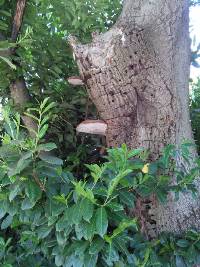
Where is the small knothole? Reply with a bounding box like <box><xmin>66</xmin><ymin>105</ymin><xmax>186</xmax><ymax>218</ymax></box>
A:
<box><xmin>129</xmin><ymin>55</ymin><xmax>133</xmax><ymax>59</ymax></box>
<box><xmin>134</xmin><ymin>51</ymin><xmax>137</xmax><ymax>55</ymax></box>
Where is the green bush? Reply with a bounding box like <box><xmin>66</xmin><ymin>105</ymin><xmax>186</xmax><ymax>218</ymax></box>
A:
<box><xmin>191</xmin><ymin>78</ymin><xmax>200</xmax><ymax>152</ymax></box>
<box><xmin>0</xmin><ymin>98</ymin><xmax>199</xmax><ymax>266</ymax></box>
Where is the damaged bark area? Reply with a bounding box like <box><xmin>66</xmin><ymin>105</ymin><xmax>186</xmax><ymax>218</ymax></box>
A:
<box><xmin>70</xmin><ymin>0</ymin><xmax>200</xmax><ymax>236</ymax></box>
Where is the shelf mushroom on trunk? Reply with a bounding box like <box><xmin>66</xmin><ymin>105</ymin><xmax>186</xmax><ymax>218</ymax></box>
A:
<box><xmin>76</xmin><ymin>120</ymin><xmax>107</xmax><ymax>136</ymax></box>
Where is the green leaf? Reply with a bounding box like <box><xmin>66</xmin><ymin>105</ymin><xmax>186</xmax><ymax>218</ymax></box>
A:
<box><xmin>21</xmin><ymin>198</ymin><xmax>35</xmax><ymax>210</ymax></box>
<box><xmin>55</xmin><ymin>255</ymin><xmax>64</xmax><ymax>266</ymax></box>
<box><xmin>176</xmin><ymin>239</ymin><xmax>190</xmax><ymax>248</ymax></box>
<box><xmin>25</xmin><ymin>180</ymin><xmax>42</xmax><ymax>202</ymax></box>
<box><xmin>86</xmin><ymin>164</ymin><xmax>104</xmax><ymax>184</ymax></box>
<box><xmin>8</xmin><ymin>151</ymin><xmax>33</xmax><ymax>177</ymax></box>
<box><xmin>37</xmin><ymin>142</ymin><xmax>57</xmax><ymax>152</ymax></box>
<box><xmin>72</xmin><ymin>202</ymin><xmax>83</xmax><ymax>224</ymax></box>
<box><xmin>38</xmin><ymin>124</ymin><xmax>49</xmax><ymax>139</ymax></box>
<box><xmin>0</xmin><ymin>56</ymin><xmax>16</xmax><ymax>69</ymax></box>
<box><xmin>175</xmin><ymin>256</ymin><xmax>187</xmax><ymax>267</ymax></box>
<box><xmin>9</xmin><ymin>184</ymin><xmax>21</xmax><ymax>201</ymax></box>
<box><xmin>95</xmin><ymin>207</ymin><xmax>108</xmax><ymax>238</ymax></box>
<box><xmin>128</xmin><ymin>148</ymin><xmax>143</xmax><ymax>158</ymax></box>
<box><xmin>40</xmin><ymin>97</ymin><xmax>50</xmax><ymax>109</ymax></box>
<box><xmin>0</xmin><ymin>0</ymin><xmax>5</xmax><ymax>6</ymax></box>
<box><xmin>1</xmin><ymin>215</ymin><xmax>13</xmax><ymax>230</ymax></box>
<box><xmin>73</xmin><ymin>181</ymin><xmax>96</xmax><ymax>203</ymax></box>
<box><xmin>42</xmin><ymin>102</ymin><xmax>56</xmax><ymax>114</ymax></box>
<box><xmin>40</xmin><ymin>115</ymin><xmax>50</xmax><ymax>126</ymax></box>
<box><xmin>119</xmin><ymin>191</ymin><xmax>135</xmax><ymax>208</ymax></box>
<box><xmin>89</xmin><ymin>237</ymin><xmax>104</xmax><ymax>254</ymax></box>
<box><xmin>56</xmin><ymin>218</ymin><xmax>71</xmax><ymax>233</ymax></box>
<box><xmin>109</xmin><ymin>219</ymin><xmax>137</xmax><ymax>240</ymax></box>
<box><xmin>39</xmin><ymin>154</ymin><xmax>63</xmax><ymax>165</ymax></box>
<box><xmin>81</xmin><ymin>198</ymin><xmax>94</xmax><ymax>222</ymax></box>
<box><xmin>82</xmin><ymin>218</ymin><xmax>96</xmax><ymax>240</ymax></box>
<box><xmin>23</xmin><ymin>112</ymin><xmax>39</xmax><ymax>122</ymax></box>
<box><xmin>107</xmin><ymin>202</ymin><xmax>124</xmax><ymax>212</ymax></box>
<box><xmin>36</xmin><ymin>225</ymin><xmax>52</xmax><ymax>239</ymax></box>
<box><xmin>84</xmin><ymin>252</ymin><xmax>98</xmax><ymax>267</ymax></box>
<box><xmin>0</xmin><ymin>205</ymin><xmax>6</xmax><ymax>219</ymax></box>
<box><xmin>107</xmin><ymin>169</ymin><xmax>132</xmax><ymax>198</ymax></box>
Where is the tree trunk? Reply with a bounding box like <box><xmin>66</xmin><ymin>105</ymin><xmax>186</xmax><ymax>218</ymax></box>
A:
<box><xmin>70</xmin><ymin>0</ymin><xmax>200</xmax><ymax>236</ymax></box>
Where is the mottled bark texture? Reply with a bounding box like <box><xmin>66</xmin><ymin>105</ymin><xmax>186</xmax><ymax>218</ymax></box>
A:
<box><xmin>70</xmin><ymin>0</ymin><xmax>200</xmax><ymax>235</ymax></box>
<box><xmin>9</xmin><ymin>0</ymin><xmax>38</xmax><ymax>137</ymax></box>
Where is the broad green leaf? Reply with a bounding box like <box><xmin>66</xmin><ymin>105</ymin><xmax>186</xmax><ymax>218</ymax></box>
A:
<box><xmin>81</xmin><ymin>198</ymin><xmax>94</xmax><ymax>222</ymax></box>
<box><xmin>113</xmin><ymin>237</ymin><xmax>130</xmax><ymax>257</ymax></box>
<box><xmin>37</xmin><ymin>142</ymin><xmax>57</xmax><ymax>152</ymax></box>
<box><xmin>84</xmin><ymin>252</ymin><xmax>98</xmax><ymax>267</ymax></box>
<box><xmin>107</xmin><ymin>202</ymin><xmax>124</xmax><ymax>211</ymax></box>
<box><xmin>0</xmin><ymin>205</ymin><xmax>6</xmax><ymax>219</ymax></box>
<box><xmin>38</xmin><ymin>124</ymin><xmax>49</xmax><ymax>139</ymax></box>
<box><xmin>119</xmin><ymin>191</ymin><xmax>135</xmax><ymax>208</ymax></box>
<box><xmin>55</xmin><ymin>255</ymin><xmax>64</xmax><ymax>266</ymax></box>
<box><xmin>56</xmin><ymin>232</ymin><xmax>67</xmax><ymax>246</ymax></box>
<box><xmin>95</xmin><ymin>207</ymin><xmax>108</xmax><ymax>238</ymax></box>
<box><xmin>42</xmin><ymin>102</ymin><xmax>56</xmax><ymax>114</ymax></box>
<box><xmin>40</xmin><ymin>97</ymin><xmax>50</xmax><ymax>109</ymax></box>
<box><xmin>175</xmin><ymin>256</ymin><xmax>187</xmax><ymax>267</ymax></box>
<box><xmin>107</xmin><ymin>169</ymin><xmax>132</xmax><ymax>198</ymax></box>
<box><xmin>1</xmin><ymin>215</ymin><xmax>13</xmax><ymax>230</ymax></box>
<box><xmin>89</xmin><ymin>237</ymin><xmax>104</xmax><ymax>254</ymax></box>
<box><xmin>72</xmin><ymin>202</ymin><xmax>83</xmax><ymax>224</ymax></box>
<box><xmin>109</xmin><ymin>219</ymin><xmax>137</xmax><ymax>240</ymax></box>
<box><xmin>40</xmin><ymin>115</ymin><xmax>50</xmax><ymax>126</ymax></box>
<box><xmin>86</xmin><ymin>164</ymin><xmax>104</xmax><ymax>183</ymax></box>
<box><xmin>128</xmin><ymin>148</ymin><xmax>143</xmax><ymax>158</ymax></box>
<box><xmin>0</xmin><ymin>56</ymin><xmax>16</xmax><ymax>69</ymax></box>
<box><xmin>39</xmin><ymin>154</ymin><xmax>63</xmax><ymax>165</ymax></box>
<box><xmin>9</xmin><ymin>184</ymin><xmax>21</xmax><ymax>201</ymax></box>
<box><xmin>36</xmin><ymin>225</ymin><xmax>52</xmax><ymax>239</ymax></box>
<box><xmin>176</xmin><ymin>239</ymin><xmax>190</xmax><ymax>248</ymax></box>
<box><xmin>23</xmin><ymin>112</ymin><xmax>39</xmax><ymax>122</ymax></box>
<box><xmin>73</xmin><ymin>181</ymin><xmax>95</xmax><ymax>203</ymax></box>
<box><xmin>21</xmin><ymin>198</ymin><xmax>35</xmax><ymax>210</ymax></box>
<box><xmin>25</xmin><ymin>180</ymin><xmax>42</xmax><ymax>202</ymax></box>
<box><xmin>82</xmin><ymin>218</ymin><xmax>96</xmax><ymax>240</ymax></box>
<box><xmin>8</xmin><ymin>151</ymin><xmax>33</xmax><ymax>177</ymax></box>
<box><xmin>0</xmin><ymin>0</ymin><xmax>5</xmax><ymax>6</ymax></box>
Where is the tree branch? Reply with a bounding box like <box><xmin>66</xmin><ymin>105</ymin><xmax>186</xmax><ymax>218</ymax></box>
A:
<box><xmin>8</xmin><ymin>0</ymin><xmax>38</xmax><ymax>137</ymax></box>
<box><xmin>11</xmin><ymin>0</ymin><xmax>26</xmax><ymax>42</ymax></box>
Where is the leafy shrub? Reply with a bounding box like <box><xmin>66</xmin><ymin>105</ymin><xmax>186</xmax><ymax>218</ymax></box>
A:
<box><xmin>0</xmin><ymin>1</ymin><xmax>200</xmax><ymax>266</ymax></box>
<box><xmin>191</xmin><ymin>78</ymin><xmax>200</xmax><ymax>152</ymax></box>
<box><xmin>0</xmin><ymin>98</ymin><xmax>199</xmax><ymax>266</ymax></box>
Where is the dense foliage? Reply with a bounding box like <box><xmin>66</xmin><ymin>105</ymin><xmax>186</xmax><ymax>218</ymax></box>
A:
<box><xmin>0</xmin><ymin>0</ymin><xmax>200</xmax><ymax>266</ymax></box>
<box><xmin>0</xmin><ymin>102</ymin><xmax>199</xmax><ymax>266</ymax></box>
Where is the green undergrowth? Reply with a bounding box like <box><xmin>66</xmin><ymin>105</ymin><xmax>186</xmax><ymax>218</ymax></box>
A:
<box><xmin>0</xmin><ymin>99</ymin><xmax>200</xmax><ymax>267</ymax></box>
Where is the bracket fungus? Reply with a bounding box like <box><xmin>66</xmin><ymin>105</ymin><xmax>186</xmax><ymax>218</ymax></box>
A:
<box><xmin>76</xmin><ymin>120</ymin><xmax>107</xmax><ymax>136</ymax></box>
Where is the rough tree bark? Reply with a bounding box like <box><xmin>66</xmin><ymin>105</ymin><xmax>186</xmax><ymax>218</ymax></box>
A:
<box><xmin>70</xmin><ymin>0</ymin><xmax>200</xmax><ymax>236</ymax></box>
<box><xmin>9</xmin><ymin>0</ymin><xmax>38</xmax><ymax>137</ymax></box>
